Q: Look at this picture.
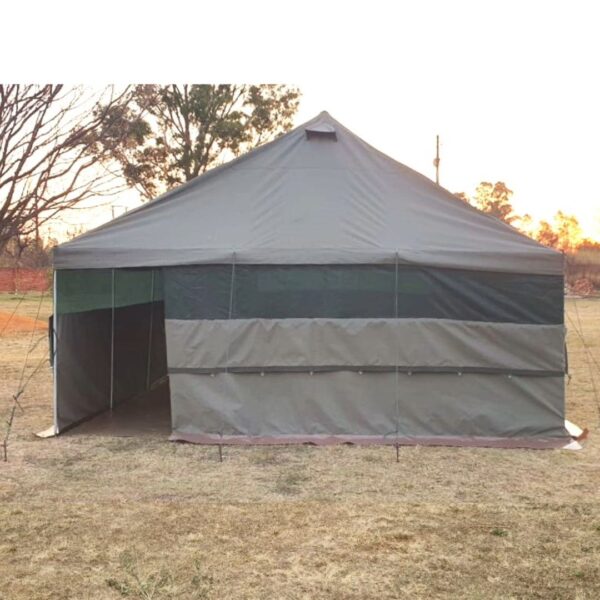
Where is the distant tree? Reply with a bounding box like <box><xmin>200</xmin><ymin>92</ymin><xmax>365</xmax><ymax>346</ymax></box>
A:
<box><xmin>554</xmin><ymin>211</ymin><xmax>584</xmax><ymax>251</ymax></box>
<box><xmin>0</xmin><ymin>235</ymin><xmax>55</xmax><ymax>267</ymax></box>
<box><xmin>472</xmin><ymin>181</ymin><xmax>518</xmax><ymax>224</ymax></box>
<box><xmin>536</xmin><ymin>211</ymin><xmax>584</xmax><ymax>252</ymax></box>
<box><xmin>456</xmin><ymin>181</ymin><xmax>593</xmax><ymax>250</ymax></box>
<box><xmin>578</xmin><ymin>239</ymin><xmax>600</xmax><ymax>251</ymax></box>
<box><xmin>536</xmin><ymin>219</ymin><xmax>560</xmax><ymax>249</ymax></box>
<box><xmin>0</xmin><ymin>85</ymin><xmax>130</xmax><ymax>252</ymax></box>
<box><xmin>89</xmin><ymin>84</ymin><xmax>301</xmax><ymax>201</ymax></box>
<box><xmin>455</xmin><ymin>181</ymin><xmax>523</xmax><ymax>226</ymax></box>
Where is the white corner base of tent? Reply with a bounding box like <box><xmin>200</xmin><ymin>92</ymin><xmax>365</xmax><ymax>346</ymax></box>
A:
<box><xmin>35</xmin><ymin>426</ymin><xmax>58</xmax><ymax>439</ymax></box>
<box><xmin>565</xmin><ymin>419</ymin><xmax>585</xmax><ymax>438</ymax></box>
<box><xmin>169</xmin><ymin>431</ymin><xmax>581</xmax><ymax>450</ymax></box>
<box><xmin>562</xmin><ymin>419</ymin><xmax>587</xmax><ymax>450</ymax></box>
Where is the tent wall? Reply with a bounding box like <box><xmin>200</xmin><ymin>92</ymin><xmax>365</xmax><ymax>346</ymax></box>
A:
<box><xmin>55</xmin><ymin>269</ymin><xmax>167</xmax><ymax>432</ymax></box>
<box><xmin>170</xmin><ymin>372</ymin><xmax>565</xmax><ymax>445</ymax></box>
<box><xmin>54</xmin><ymin>262</ymin><xmax>568</xmax><ymax>445</ymax></box>
<box><xmin>165</xmin><ymin>319</ymin><xmax>564</xmax><ymax>374</ymax></box>
<box><xmin>164</xmin><ymin>264</ymin><xmax>568</xmax><ymax>446</ymax></box>
<box><xmin>56</xmin><ymin>306</ymin><xmax>112</xmax><ymax>429</ymax></box>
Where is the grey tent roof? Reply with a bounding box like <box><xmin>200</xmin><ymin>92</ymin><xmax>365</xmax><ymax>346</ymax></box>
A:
<box><xmin>54</xmin><ymin>111</ymin><xmax>562</xmax><ymax>274</ymax></box>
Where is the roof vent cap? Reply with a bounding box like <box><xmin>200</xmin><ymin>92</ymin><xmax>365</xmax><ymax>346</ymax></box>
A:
<box><xmin>305</xmin><ymin>122</ymin><xmax>337</xmax><ymax>141</ymax></box>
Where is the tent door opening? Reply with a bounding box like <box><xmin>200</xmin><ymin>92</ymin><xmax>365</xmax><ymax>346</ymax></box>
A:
<box><xmin>54</xmin><ymin>268</ymin><xmax>170</xmax><ymax>435</ymax></box>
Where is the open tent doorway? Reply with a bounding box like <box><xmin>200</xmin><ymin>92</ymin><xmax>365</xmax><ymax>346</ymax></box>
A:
<box><xmin>63</xmin><ymin>383</ymin><xmax>171</xmax><ymax>437</ymax></box>
<box><xmin>54</xmin><ymin>268</ymin><xmax>171</xmax><ymax>436</ymax></box>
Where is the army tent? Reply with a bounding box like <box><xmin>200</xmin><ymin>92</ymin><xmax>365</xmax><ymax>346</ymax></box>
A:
<box><xmin>52</xmin><ymin>111</ymin><xmax>569</xmax><ymax>448</ymax></box>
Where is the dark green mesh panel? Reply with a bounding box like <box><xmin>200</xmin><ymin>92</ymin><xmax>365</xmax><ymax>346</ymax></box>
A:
<box><xmin>56</xmin><ymin>269</ymin><xmax>112</xmax><ymax>314</ymax></box>
<box><xmin>56</xmin><ymin>269</ymin><xmax>164</xmax><ymax>315</ymax></box>
<box><xmin>234</xmin><ymin>265</ymin><xmax>398</xmax><ymax>319</ymax></box>
<box><xmin>163</xmin><ymin>264</ymin><xmax>563</xmax><ymax>324</ymax></box>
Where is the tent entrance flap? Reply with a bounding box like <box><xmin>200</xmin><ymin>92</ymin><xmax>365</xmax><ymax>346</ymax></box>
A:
<box><xmin>54</xmin><ymin>268</ymin><xmax>168</xmax><ymax>432</ymax></box>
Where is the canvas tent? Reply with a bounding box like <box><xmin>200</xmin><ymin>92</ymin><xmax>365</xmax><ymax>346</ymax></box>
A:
<box><xmin>52</xmin><ymin>111</ymin><xmax>570</xmax><ymax>448</ymax></box>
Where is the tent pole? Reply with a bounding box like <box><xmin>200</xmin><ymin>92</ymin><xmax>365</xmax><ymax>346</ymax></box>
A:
<box><xmin>110</xmin><ymin>268</ymin><xmax>115</xmax><ymax>412</ymax></box>
<box><xmin>394</xmin><ymin>252</ymin><xmax>400</xmax><ymax>452</ymax></box>
<box><xmin>146</xmin><ymin>269</ymin><xmax>155</xmax><ymax>390</ymax></box>
<box><xmin>52</xmin><ymin>270</ymin><xmax>58</xmax><ymax>434</ymax></box>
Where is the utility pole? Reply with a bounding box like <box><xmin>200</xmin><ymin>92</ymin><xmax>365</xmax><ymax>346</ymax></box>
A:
<box><xmin>110</xmin><ymin>205</ymin><xmax>126</xmax><ymax>220</ymax></box>
<box><xmin>433</xmin><ymin>135</ymin><xmax>440</xmax><ymax>185</ymax></box>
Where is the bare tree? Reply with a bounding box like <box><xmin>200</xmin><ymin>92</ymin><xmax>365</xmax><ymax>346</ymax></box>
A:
<box><xmin>0</xmin><ymin>85</ymin><xmax>130</xmax><ymax>251</ymax></box>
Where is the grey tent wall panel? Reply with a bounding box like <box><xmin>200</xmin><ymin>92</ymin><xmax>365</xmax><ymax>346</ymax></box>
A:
<box><xmin>161</xmin><ymin>259</ymin><xmax>566</xmax><ymax>446</ymax></box>
<box><xmin>56</xmin><ymin>307</ymin><xmax>112</xmax><ymax>430</ymax></box>
<box><xmin>169</xmin><ymin>372</ymin><xmax>568</xmax><ymax>442</ymax></box>
<box><xmin>164</xmin><ymin>318</ymin><xmax>565</xmax><ymax>374</ymax></box>
<box><xmin>53</xmin><ymin>246</ymin><xmax>564</xmax><ymax>275</ymax></box>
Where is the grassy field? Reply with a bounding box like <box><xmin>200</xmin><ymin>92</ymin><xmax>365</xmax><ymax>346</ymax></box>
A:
<box><xmin>1</xmin><ymin>292</ymin><xmax>600</xmax><ymax>599</ymax></box>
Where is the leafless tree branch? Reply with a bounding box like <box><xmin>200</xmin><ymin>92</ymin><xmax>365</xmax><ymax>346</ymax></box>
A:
<box><xmin>0</xmin><ymin>84</ymin><xmax>131</xmax><ymax>250</ymax></box>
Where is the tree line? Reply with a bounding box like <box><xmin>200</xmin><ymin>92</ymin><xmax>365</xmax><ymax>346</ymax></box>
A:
<box><xmin>455</xmin><ymin>181</ymin><xmax>598</xmax><ymax>253</ymax></box>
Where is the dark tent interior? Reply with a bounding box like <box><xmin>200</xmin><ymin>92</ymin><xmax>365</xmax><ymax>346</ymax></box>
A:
<box><xmin>56</xmin><ymin>268</ymin><xmax>170</xmax><ymax>435</ymax></box>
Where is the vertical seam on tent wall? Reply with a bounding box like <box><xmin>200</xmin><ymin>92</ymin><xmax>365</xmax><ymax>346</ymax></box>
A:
<box><xmin>394</xmin><ymin>252</ymin><xmax>400</xmax><ymax>442</ymax></box>
<box><xmin>52</xmin><ymin>270</ymin><xmax>58</xmax><ymax>434</ymax></box>
<box><xmin>146</xmin><ymin>269</ymin><xmax>155</xmax><ymax>390</ymax></box>
<box><xmin>225</xmin><ymin>252</ymin><xmax>237</xmax><ymax>372</ymax></box>
<box><xmin>110</xmin><ymin>268</ymin><xmax>115</xmax><ymax>411</ymax></box>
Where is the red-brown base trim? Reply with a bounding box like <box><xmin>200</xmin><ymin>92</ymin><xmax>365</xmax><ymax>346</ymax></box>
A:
<box><xmin>169</xmin><ymin>432</ymin><xmax>574</xmax><ymax>449</ymax></box>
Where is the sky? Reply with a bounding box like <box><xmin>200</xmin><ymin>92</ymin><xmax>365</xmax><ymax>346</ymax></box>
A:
<box><xmin>22</xmin><ymin>0</ymin><xmax>600</xmax><ymax>242</ymax></box>
<box><xmin>291</xmin><ymin>3</ymin><xmax>600</xmax><ymax>239</ymax></box>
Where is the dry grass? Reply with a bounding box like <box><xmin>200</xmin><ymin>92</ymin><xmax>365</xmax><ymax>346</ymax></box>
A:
<box><xmin>567</xmin><ymin>249</ymin><xmax>600</xmax><ymax>288</ymax></box>
<box><xmin>1</xmin><ymin>296</ymin><xmax>600</xmax><ymax>599</ymax></box>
